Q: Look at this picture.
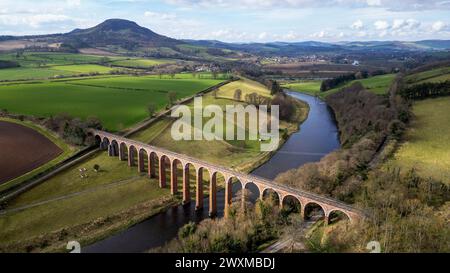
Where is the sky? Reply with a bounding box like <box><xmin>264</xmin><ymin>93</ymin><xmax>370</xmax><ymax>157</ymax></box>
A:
<box><xmin>0</xmin><ymin>0</ymin><xmax>449</xmax><ymax>42</ymax></box>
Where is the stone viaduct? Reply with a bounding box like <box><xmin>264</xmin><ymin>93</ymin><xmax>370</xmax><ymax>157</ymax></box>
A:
<box><xmin>92</xmin><ymin>130</ymin><xmax>365</xmax><ymax>224</ymax></box>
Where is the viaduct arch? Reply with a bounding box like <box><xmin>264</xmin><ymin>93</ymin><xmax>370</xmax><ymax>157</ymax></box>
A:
<box><xmin>92</xmin><ymin>130</ymin><xmax>364</xmax><ymax>223</ymax></box>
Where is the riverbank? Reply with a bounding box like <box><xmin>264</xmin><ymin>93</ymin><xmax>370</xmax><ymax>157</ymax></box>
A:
<box><xmin>0</xmin><ymin>194</ymin><xmax>178</xmax><ymax>252</ymax></box>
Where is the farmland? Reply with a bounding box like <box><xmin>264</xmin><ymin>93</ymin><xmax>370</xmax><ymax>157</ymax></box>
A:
<box><xmin>0</xmin><ymin>52</ymin><xmax>122</xmax><ymax>67</ymax></box>
<box><xmin>405</xmin><ymin>66</ymin><xmax>450</xmax><ymax>84</ymax></box>
<box><xmin>387</xmin><ymin>96</ymin><xmax>450</xmax><ymax>183</ymax></box>
<box><xmin>0</xmin><ymin>52</ymin><xmax>183</xmax><ymax>81</ymax></box>
<box><xmin>282</xmin><ymin>74</ymin><xmax>395</xmax><ymax>98</ymax></box>
<box><xmin>0</xmin><ymin>74</ymin><xmax>225</xmax><ymax>131</ymax></box>
<box><xmin>0</xmin><ymin>153</ymin><xmax>173</xmax><ymax>252</ymax></box>
<box><xmin>215</xmin><ymin>77</ymin><xmax>271</xmax><ymax>99</ymax></box>
<box><xmin>0</xmin><ymin>118</ymin><xmax>76</xmax><ymax>192</ymax></box>
<box><xmin>110</xmin><ymin>58</ymin><xmax>173</xmax><ymax>68</ymax></box>
<box><xmin>281</xmin><ymin>81</ymin><xmax>321</xmax><ymax>96</ymax></box>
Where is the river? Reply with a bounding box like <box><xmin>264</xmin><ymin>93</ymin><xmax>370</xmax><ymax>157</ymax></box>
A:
<box><xmin>83</xmin><ymin>91</ymin><xmax>340</xmax><ymax>253</ymax></box>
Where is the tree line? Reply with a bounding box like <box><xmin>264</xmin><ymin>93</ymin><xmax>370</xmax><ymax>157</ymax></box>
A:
<box><xmin>399</xmin><ymin>80</ymin><xmax>450</xmax><ymax>100</ymax></box>
<box><xmin>320</xmin><ymin>70</ymin><xmax>388</xmax><ymax>92</ymax></box>
<box><xmin>0</xmin><ymin>110</ymin><xmax>103</xmax><ymax>146</ymax></box>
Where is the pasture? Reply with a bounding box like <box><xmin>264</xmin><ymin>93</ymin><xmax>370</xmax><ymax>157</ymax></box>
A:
<box><xmin>50</xmin><ymin>64</ymin><xmax>116</xmax><ymax>73</ymax></box>
<box><xmin>280</xmin><ymin>74</ymin><xmax>395</xmax><ymax>98</ymax></box>
<box><xmin>405</xmin><ymin>66</ymin><xmax>450</xmax><ymax>84</ymax></box>
<box><xmin>0</xmin><ymin>52</ymin><xmax>124</xmax><ymax>67</ymax></box>
<box><xmin>110</xmin><ymin>58</ymin><xmax>173</xmax><ymax>68</ymax></box>
<box><xmin>0</xmin><ymin>153</ymin><xmax>172</xmax><ymax>250</ymax></box>
<box><xmin>0</xmin><ymin>75</ymin><xmax>224</xmax><ymax>131</ymax></box>
<box><xmin>215</xmin><ymin>77</ymin><xmax>271</xmax><ymax>100</ymax></box>
<box><xmin>388</xmin><ymin>96</ymin><xmax>450</xmax><ymax>183</ymax></box>
<box><xmin>282</xmin><ymin>81</ymin><xmax>321</xmax><ymax>96</ymax></box>
<box><xmin>325</xmin><ymin>74</ymin><xmax>395</xmax><ymax>96</ymax></box>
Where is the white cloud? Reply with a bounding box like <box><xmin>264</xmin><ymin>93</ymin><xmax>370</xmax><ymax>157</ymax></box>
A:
<box><xmin>258</xmin><ymin>32</ymin><xmax>268</xmax><ymax>40</ymax></box>
<box><xmin>282</xmin><ymin>31</ymin><xmax>300</xmax><ymax>40</ymax></box>
<box><xmin>432</xmin><ymin>21</ymin><xmax>447</xmax><ymax>32</ymax></box>
<box><xmin>0</xmin><ymin>14</ymin><xmax>72</xmax><ymax>28</ymax></box>
<box><xmin>144</xmin><ymin>11</ymin><xmax>177</xmax><ymax>20</ymax></box>
<box><xmin>351</xmin><ymin>20</ymin><xmax>364</xmax><ymax>30</ymax></box>
<box><xmin>374</xmin><ymin>20</ymin><xmax>389</xmax><ymax>30</ymax></box>
<box><xmin>366</xmin><ymin>0</ymin><xmax>381</xmax><ymax>6</ymax></box>
<box><xmin>392</xmin><ymin>19</ymin><xmax>420</xmax><ymax>30</ymax></box>
<box><xmin>66</xmin><ymin>0</ymin><xmax>81</xmax><ymax>7</ymax></box>
<box><xmin>164</xmin><ymin>0</ymin><xmax>450</xmax><ymax>11</ymax></box>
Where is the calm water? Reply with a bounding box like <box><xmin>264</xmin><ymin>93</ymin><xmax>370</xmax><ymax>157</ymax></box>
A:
<box><xmin>83</xmin><ymin>91</ymin><xmax>340</xmax><ymax>253</ymax></box>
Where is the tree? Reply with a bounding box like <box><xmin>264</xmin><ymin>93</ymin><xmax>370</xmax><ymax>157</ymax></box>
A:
<box><xmin>147</xmin><ymin>102</ymin><xmax>157</xmax><ymax>117</ymax></box>
<box><xmin>168</xmin><ymin>91</ymin><xmax>177</xmax><ymax>106</ymax></box>
<box><xmin>99</xmin><ymin>57</ymin><xmax>110</xmax><ymax>65</ymax></box>
<box><xmin>234</xmin><ymin>89</ymin><xmax>242</xmax><ymax>101</ymax></box>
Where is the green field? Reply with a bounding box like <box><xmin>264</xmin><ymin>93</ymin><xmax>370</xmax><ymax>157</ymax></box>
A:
<box><xmin>0</xmin><ymin>67</ymin><xmax>76</xmax><ymax>81</ymax></box>
<box><xmin>0</xmin><ymin>52</ymin><xmax>125</xmax><ymax>68</ymax></box>
<box><xmin>0</xmin><ymin>153</ymin><xmax>171</xmax><ymax>249</ymax></box>
<box><xmin>405</xmin><ymin>66</ymin><xmax>450</xmax><ymax>84</ymax></box>
<box><xmin>281</xmin><ymin>74</ymin><xmax>395</xmax><ymax>98</ymax></box>
<box><xmin>0</xmin><ymin>64</ymin><xmax>120</xmax><ymax>81</ymax></box>
<box><xmin>326</xmin><ymin>74</ymin><xmax>395</xmax><ymax>96</ymax></box>
<box><xmin>0</xmin><ymin>75</ymin><xmax>224</xmax><ymax>131</ymax></box>
<box><xmin>49</xmin><ymin>64</ymin><xmax>116</xmax><ymax>73</ymax></box>
<box><xmin>282</xmin><ymin>81</ymin><xmax>321</xmax><ymax>96</ymax></box>
<box><xmin>388</xmin><ymin>97</ymin><xmax>450</xmax><ymax>183</ymax></box>
<box><xmin>110</xmin><ymin>58</ymin><xmax>173</xmax><ymax>68</ymax></box>
<box><xmin>215</xmin><ymin>78</ymin><xmax>271</xmax><ymax>100</ymax></box>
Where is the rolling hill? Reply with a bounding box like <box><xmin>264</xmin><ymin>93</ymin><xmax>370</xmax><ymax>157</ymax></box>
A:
<box><xmin>1</xmin><ymin>19</ymin><xmax>450</xmax><ymax>58</ymax></box>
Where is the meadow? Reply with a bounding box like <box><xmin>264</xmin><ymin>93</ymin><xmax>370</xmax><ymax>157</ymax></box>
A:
<box><xmin>281</xmin><ymin>81</ymin><xmax>321</xmax><ymax>96</ymax></box>
<box><xmin>0</xmin><ymin>52</ymin><xmax>180</xmax><ymax>81</ymax></box>
<box><xmin>0</xmin><ymin>75</ymin><xmax>224</xmax><ymax>131</ymax></box>
<box><xmin>110</xmin><ymin>58</ymin><xmax>173</xmax><ymax>68</ymax></box>
<box><xmin>405</xmin><ymin>66</ymin><xmax>450</xmax><ymax>84</ymax></box>
<box><xmin>325</xmin><ymin>74</ymin><xmax>396</xmax><ymax>96</ymax></box>
<box><xmin>0</xmin><ymin>153</ymin><xmax>172</xmax><ymax>251</ymax></box>
<box><xmin>387</xmin><ymin>96</ymin><xmax>450</xmax><ymax>183</ymax></box>
<box><xmin>215</xmin><ymin>77</ymin><xmax>271</xmax><ymax>99</ymax></box>
<box><xmin>0</xmin><ymin>52</ymin><xmax>124</xmax><ymax>67</ymax></box>
<box><xmin>281</xmin><ymin>74</ymin><xmax>395</xmax><ymax>98</ymax></box>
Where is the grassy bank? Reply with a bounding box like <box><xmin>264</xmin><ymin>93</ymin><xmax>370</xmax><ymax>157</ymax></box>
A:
<box><xmin>387</xmin><ymin>96</ymin><xmax>450</xmax><ymax>183</ymax></box>
<box><xmin>282</xmin><ymin>81</ymin><xmax>321</xmax><ymax>96</ymax></box>
<box><xmin>282</xmin><ymin>74</ymin><xmax>395</xmax><ymax>98</ymax></box>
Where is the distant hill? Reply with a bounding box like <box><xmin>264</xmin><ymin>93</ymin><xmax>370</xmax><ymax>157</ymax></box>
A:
<box><xmin>0</xmin><ymin>19</ymin><xmax>449</xmax><ymax>58</ymax></box>
<box><xmin>61</xmin><ymin>19</ymin><xmax>183</xmax><ymax>49</ymax></box>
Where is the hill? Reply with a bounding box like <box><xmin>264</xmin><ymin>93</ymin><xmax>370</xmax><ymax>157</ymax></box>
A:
<box><xmin>62</xmin><ymin>19</ymin><xmax>182</xmax><ymax>49</ymax></box>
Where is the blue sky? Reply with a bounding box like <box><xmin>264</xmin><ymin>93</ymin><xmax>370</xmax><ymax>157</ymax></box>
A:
<box><xmin>0</xmin><ymin>0</ymin><xmax>449</xmax><ymax>42</ymax></box>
